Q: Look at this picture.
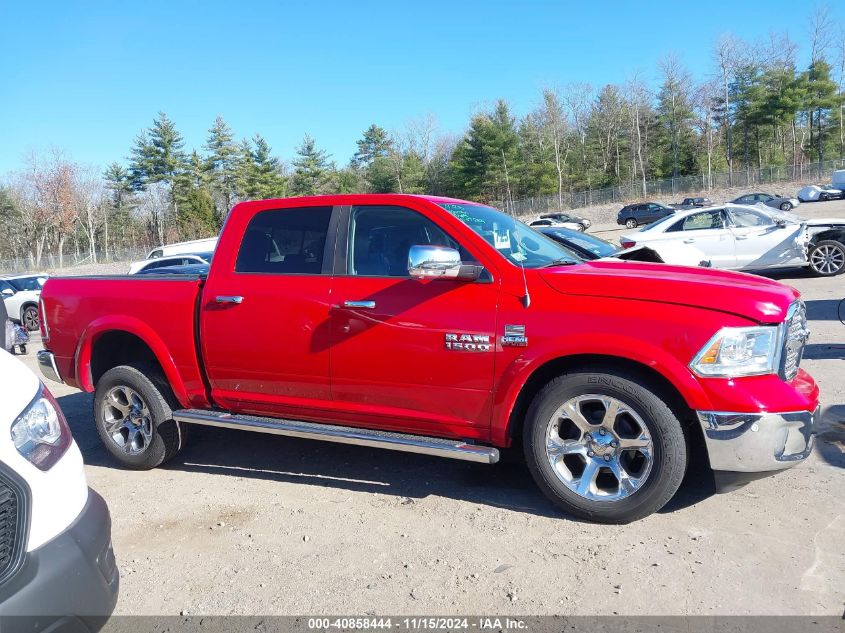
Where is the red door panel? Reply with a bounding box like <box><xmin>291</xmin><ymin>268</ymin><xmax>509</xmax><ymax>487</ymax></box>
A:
<box><xmin>329</xmin><ymin>276</ymin><xmax>499</xmax><ymax>438</ymax></box>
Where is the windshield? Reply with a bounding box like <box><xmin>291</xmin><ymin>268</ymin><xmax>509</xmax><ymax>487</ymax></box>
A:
<box><xmin>545</xmin><ymin>229</ymin><xmax>616</xmax><ymax>258</ymax></box>
<box><xmin>440</xmin><ymin>203</ymin><xmax>583</xmax><ymax>268</ymax></box>
<box><xmin>8</xmin><ymin>276</ymin><xmax>44</xmax><ymax>292</ymax></box>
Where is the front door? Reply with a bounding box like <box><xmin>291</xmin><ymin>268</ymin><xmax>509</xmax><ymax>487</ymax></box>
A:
<box><xmin>200</xmin><ymin>204</ymin><xmax>336</xmax><ymax>419</ymax></box>
<box><xmin>328</xmin><ymin>204</ymin><xmax>499</xmax><ymax>439</ymax></box>
<box><xmin>727</xmin><ymin>207</ymin><xmax>806</xmax><ymax>269</ymax></box>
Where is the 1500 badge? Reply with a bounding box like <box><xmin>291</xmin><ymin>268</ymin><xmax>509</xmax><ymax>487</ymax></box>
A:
<box><xmin>445</xmin><ymin>333</ymin><xmax>492</xmax><ymax>352</ymax></box>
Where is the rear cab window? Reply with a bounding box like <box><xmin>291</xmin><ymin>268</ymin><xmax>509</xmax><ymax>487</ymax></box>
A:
<box><xmin>236</xmin><ymin>206</ymin><xmax>333</xmax><ymax>275</ymax></box>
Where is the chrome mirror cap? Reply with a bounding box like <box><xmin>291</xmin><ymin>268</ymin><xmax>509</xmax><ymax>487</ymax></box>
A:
<box><xmin>408</xmin><ymin>245</ymin><xmax>463</xmax><ymax>280</ymax></box>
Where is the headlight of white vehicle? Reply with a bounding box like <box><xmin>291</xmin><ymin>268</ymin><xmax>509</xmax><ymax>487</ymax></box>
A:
<box><xmin>10</xmin><ymin>385</ymin><xmax>72</xmax><ymax>470</ymax></box>
<box><xmin>690</xmin><ymin>326</ymin><xmax>779</xmax><ymax>377</ymax></box>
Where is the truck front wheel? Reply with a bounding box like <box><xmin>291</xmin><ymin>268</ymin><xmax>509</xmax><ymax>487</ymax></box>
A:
<box><xmin>94</xmin><ymin>363</ymin><xmax>187</xmax><ymax>470</ymax></box>
<box><xmin>523</xmin><ymin>368</ymin><xmax>687</xmax><ymax>523</ymax></box>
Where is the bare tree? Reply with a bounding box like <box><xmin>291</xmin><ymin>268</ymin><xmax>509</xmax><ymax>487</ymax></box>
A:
<box><xmin>713</xmin><ymin>35</ymin><xmax>743</xmax><ymax>181</ymax></box>
<box><xmin>809</xmin><ymin>6</ymin><xmax>832</xmax><ymax>64</ymax></box>
<box><xmin>625</xmin><ymin>75</ymin><xmax>651</xmax><ymax>197</ymax></box>
<box><xmin>692</xmin><ymin>80</ymin><xmax>720</xmax><ymax>190</ymax></box>
<box><xmin>75</xmin><ymin>166</ymin><xmax>106</xmax><ymax>264</ymax></box>
<box><xmin>562</xmin><ymin>83</ymin><xmax>594</xmax><ymax>190</ymax></box>
<box><xmin>541</xmin><ymin>88</ymin><xmax>569</xmax><ymax>209</ymax></box>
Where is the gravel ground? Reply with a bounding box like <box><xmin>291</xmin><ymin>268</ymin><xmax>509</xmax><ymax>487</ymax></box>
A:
<box><xmin>13</xmin><ymin>198</ymin><xmax>845</xmax><ymax>616</ymax></box>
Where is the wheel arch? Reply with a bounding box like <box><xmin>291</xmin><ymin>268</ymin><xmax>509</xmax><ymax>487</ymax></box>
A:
<box><xmin>809</xmin><ymin>229</ymin><xmax>845</xmax><ymax>245</ymax></box>
<box><xmin>76</xmin><ymin>317</ymin><xmax>190</xmax><ymax>406</ymax></box>
<box><xmin>494</xmin><ymin>351</ymin><xmax>706</xmax><ymax>448</ymax></box>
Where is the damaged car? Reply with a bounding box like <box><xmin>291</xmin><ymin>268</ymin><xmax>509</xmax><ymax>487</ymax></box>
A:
<box><xmin>620</xmin><ymin>204</ymin><xmax>845</xmax><ymax>276</ymax></box>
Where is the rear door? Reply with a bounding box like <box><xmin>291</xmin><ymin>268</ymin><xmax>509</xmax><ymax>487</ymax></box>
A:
<box><xmin>200</xmin><ymin>204</ymin><xmax>337</xmax><ymax>419</ymax></box>
<box><xmin>328</xmin><ymin>203</ymin><xmax>499</xmax><ymax>437</ymax></box>
<box><xmin>662</xmin><ymin>209</ymin><xmax>736</xmax><ymax>268</ymax></box>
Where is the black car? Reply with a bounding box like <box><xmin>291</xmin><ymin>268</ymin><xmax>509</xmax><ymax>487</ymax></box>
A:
<box><xmin>537</xmin><ymin>227</ymin><xmax>617</xmax><ymax>260</ymax></box>
<box><xmin>539</xmin><ymin>212</ymin><xmax>592</xmax><ymax>230</ymax></box>
<box><xmin>616</xmin><ymin>202</ymin><xmax>675</xmax><ymax>229</ymax></box>
<box><xmin>141</xmin><ymin>263</ymin><xmax>210</xmax><ymax>276</ymax></box>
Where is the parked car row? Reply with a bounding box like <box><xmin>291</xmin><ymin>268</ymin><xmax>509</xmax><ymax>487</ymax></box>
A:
<box><xmin>0</xmin><ymin>274</ymin><xmax>47</xmax><ymax>331</ymax></box>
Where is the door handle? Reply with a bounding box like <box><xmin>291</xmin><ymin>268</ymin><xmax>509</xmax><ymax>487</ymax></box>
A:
<box><xmin>683</xmin><ymin>239</ymin><xmax>695</xmax><ymax>244</ymax></box>
<box><xmin>736</xmin><ymin>235</ymin><xmax>749</xmax><ymax>240</ymax></box>
<box><xmin>215</xmin><ymin>295</ymin><xmax>244</xmax><ymax>304</ymax></box>
<box><xmin>342</xmin><ymin>300</ymin><xmax>376</xmax><ymax>309</ymax></box>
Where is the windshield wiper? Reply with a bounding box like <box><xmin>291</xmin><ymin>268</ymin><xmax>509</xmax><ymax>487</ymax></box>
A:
<box><xmin>539</xmin><ymin>258</ymin><xmax>578</xmax><ymax>268</ymax></box>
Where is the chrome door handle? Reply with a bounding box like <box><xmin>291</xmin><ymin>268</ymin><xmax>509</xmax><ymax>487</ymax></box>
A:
<box><xmin>342</xmin><ymin>300</ymin><xmax>376</xmax><ymax>309</ymax></box>
<box><xmin>215</xmin><ymin>295</ymin><xmax>244</xmax><ymax>304</ymax></box>
<box><xmin>736</xmin><ymin>235</ymin><xmax>749</xmax><ymax>240</ymax></box>
<box><xmin>683</xmin><ymin>239</ymin><xmax>695</xmax><ymax>243</ymax></box>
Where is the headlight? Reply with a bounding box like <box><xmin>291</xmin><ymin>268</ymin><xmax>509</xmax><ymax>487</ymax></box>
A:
<box><xmin>690</xmin><ymin>326</ymin><xmax>779</xmax><ymax>377</ymax></box>
<box><xmin>10</xmin><ymin>385</ymin><xmax>71</xmax><ymax>471</ymax></box>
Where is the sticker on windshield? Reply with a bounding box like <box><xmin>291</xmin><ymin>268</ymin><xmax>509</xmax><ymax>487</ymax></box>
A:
<box><xmin>493</xmin><ymin>224</ymin><xmax>511</xmax><ymax>250</ymax></box>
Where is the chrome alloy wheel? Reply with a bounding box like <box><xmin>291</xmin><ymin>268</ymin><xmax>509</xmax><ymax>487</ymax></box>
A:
<box><xmin>545</xmin><ymin>394</ymin><xmax>654</xmax><ymax>501</ymax></box>
<box><xmin>102</xmin><ymin>386</ymin><xmax>153</xmax><ymax>455</ymax></box>
<box><xmin>810</xmin><ymin>244</ymin><xmax>845</xmax><ymax>275</ymax></box>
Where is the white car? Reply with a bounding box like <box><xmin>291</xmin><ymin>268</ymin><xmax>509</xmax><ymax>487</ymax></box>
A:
<box><xmin>0</xmin><ymin>274</ymin><xmax>47</xmax><ymax>331</ymax></box>
<box><xmin>529</xmin><ymin>218</ymin><xmax>584</xmax><ymax>231</ymax></box>
<box><xmin>146</xmin><ymin>236</ymin><xmax>218</xmax><ymax>259</ymax></box>
<box><xmin>128</xmin><ymin>251</ymin><xmax>213</xmax><ymax>274</ymax></box>
<box><xmin>0</xmin><ymin>350</ymin><xmax>118</xmax><ymax>622</ymax></box>
<box><xmin>797</xmin><ymin>184</ymin><xmax>844</xmax><ymax>202</ymax></box>
<box><xmin>620</xmin><ymin>204</ymin><xmax>845</xmax><ymax>276</ymax></box>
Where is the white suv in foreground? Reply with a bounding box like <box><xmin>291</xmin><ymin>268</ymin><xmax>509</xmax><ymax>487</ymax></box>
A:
<box><xmin>0</xmin><ymin>350</ymin><xmax>118</xmax><ymax>629</ymax></box>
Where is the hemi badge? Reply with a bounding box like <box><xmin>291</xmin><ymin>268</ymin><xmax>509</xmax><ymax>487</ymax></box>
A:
<box><xmin>502</xmin><ymin>325</ymin><xmax>528</xmax><ymax>347</ymax></box>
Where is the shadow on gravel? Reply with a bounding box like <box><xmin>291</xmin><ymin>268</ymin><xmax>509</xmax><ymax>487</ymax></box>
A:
<box><xmin>816</xmin><ymin>405</ymin><xmax>845</xmax><ymax>470</ymax></box>
<box><xmin>803</xmin><ymin>298</ymin><xmax>845</xmax><ymax>322</ymax></box>
<box><xmin>803</xmin><ymin>342</ymin><xmax>845</xmax><ymax>360</ymax></box>
<box><xmin>57</xmin><ymin>390</ymin><xmax>719</xmax><ymax>519</ymax></box>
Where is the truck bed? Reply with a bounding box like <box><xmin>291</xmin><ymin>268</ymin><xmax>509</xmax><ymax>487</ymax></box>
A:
<box><xmin>40</xmin><ymin>275</ymin><xmax>207</xmax><ymax>405</ymax></box>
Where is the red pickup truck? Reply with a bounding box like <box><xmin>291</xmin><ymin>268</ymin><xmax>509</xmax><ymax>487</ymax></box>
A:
<box><xmin>37</xmin><ymin>194</ymin><xmax>818</xmax><ymax>523</ymax></box>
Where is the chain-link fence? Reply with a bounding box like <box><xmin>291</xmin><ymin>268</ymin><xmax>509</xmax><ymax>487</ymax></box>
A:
<box><xmin>503</xmin><ymin>158</ymin><xmax>845</xmax><ymax>218</ymax></box>
<box><xmin>0</xmin><ymin>245</ymin><xmax>150</xmax><ymax>274</ymax></box>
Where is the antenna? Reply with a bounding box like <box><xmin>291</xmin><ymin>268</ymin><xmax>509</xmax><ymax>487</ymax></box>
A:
<box><xmin>507</xmin><ymin>206</ymin><xmax>530</xmax><ymax>309</ymax></box>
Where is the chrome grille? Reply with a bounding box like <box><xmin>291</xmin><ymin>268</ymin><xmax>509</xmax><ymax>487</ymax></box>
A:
<box><xmin>0</xmin><ymin>476</ymin><xmax>20</xmax><ymax>581</ymax></box>
<box><xmin>780</xmin><ymin>301</ymin><xmax>809</xmax><ymax>381</ymax></box>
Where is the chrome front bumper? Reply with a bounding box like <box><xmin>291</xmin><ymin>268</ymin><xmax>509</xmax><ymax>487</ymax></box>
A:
<box><xmin>36</xmin><ymin>349</ymin><xmax>63</xmax><ymax>384</ymax></box>
<box><xmin>697</xmin><ymin>408</ymin><xmax>817</xmax><ymax>473</ymax></box>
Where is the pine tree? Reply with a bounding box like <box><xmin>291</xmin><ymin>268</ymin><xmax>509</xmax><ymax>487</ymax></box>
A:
<box><xmin>250</xmin><ymin>135</ymin><xmax>286</xmax><ymax>199</ymax></box>
<box><xmin>290</xmin><ymin>135</ymin><xmax>332</xmax><ymax>196</ymax></box>
<box><xmin>451</xmin><ymin>100</ymin><xmax>520</xmax><ymax>203</ymax></box>
<box><xmin>204</xmin><ymin>116</ymin><xmax>240</xmax><ymax>219</ymax></box>
<box><xmin>128</xmin><ymin>112</ymin><xmax>188</xmax><ymax>220</ymax></box>
<box><xmin>352</xmin><ymin>124</ymin><xmax>392</xmax><ymax>167</ymax></box>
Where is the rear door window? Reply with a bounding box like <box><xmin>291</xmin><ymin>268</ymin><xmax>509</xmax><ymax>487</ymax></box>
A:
<box><xmin>236</xmin><ymin>206</ymin><xmax>333</xmax><ymax>274</ymax></box>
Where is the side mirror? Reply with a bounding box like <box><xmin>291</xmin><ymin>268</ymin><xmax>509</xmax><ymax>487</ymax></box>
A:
<box><xmin>408</xmin><ymin>245</ymin><xmax>481</xmax><ymax>281</ymax></box>
<box><xmin>1</xmin><ymin>288</ymin><xmax>13</xmax><ymax>297</ymax></box>
<box><xmin>775</xmin><ymin>219</ymin><xmax>787</xmax><ymax>228</ymax></box>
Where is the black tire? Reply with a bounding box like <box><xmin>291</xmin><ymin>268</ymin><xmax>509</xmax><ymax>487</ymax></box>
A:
<box><xmin>94</xmin><ymin>363</ymin><xmax>187</xmax><ymax>470</ymax></box>
<box><xmin>779</xmin><ymin>202</ymin><xmax>792</xmax><ymax>211</ymax></box>
<box><xmin>808</xmin><ymin>240</ymin><xmax>845</xmax><ymax>277</ymax></box>
<box><xmin>19</xmin><ymin>345</ymin><xmax>26</xmax><ymax>355</ymax></box>
<box><xmin>625</xmin><ymin>218</ymin><xmax>637</xmax><ymax>229</ymax></box>
<box><xmin>819</xmin><ymin>193</ymin><xmax>830</xmax><ymax>202</ymax></box>
<box><xmin>21</xmin><ymin>305</ymin><xmax>39</xmax><ymax>331</ymax></box>
<box><xmin>523</xmin><ymin>367</ymin><xmax>687</xmax><ymax>523</ymax></box>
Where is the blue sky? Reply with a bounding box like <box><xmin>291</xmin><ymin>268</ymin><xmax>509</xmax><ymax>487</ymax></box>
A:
<box><xmin>0</xmin><ymin>0</ymin><xmax>839</xmax><ymax>175</ymax></box>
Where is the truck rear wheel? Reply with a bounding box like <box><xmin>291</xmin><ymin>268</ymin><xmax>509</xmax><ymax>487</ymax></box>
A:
<box><xmin>523</xmin><ymin>368</ymin><xmax>687</xmax><ymax>523</ymax></box>
<box><xmin>94</xmin><ymin>363</ymin><xmax>187</xmax><ymax>470</ymax></box>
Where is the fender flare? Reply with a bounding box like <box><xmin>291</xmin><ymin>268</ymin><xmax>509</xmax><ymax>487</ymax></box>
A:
<box><xmin>74</xmin><ymin>315</ymin><xmax>190</xmax><ymax>405</ymax></box>
<box><xmin>490</xmin><ymin>333</ymin><xmax>713</xmax><ymax>446</ymax></box>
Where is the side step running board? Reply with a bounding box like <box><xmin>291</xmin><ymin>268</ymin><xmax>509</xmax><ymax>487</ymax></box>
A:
<box><xmin>172</xmin><ymin>409</ymin><xmax>500</xmax><ymax>464</ymax></box>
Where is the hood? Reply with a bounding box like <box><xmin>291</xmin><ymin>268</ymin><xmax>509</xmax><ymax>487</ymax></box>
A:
<box><xmin>0</xmin><ymin>350</ymin><xmax>40</xmax><ymax>427</ymax></box>
<box><xmin>804</xmin><ymin>217</ymin><xmax>845</xmax><ymax>227</ymax></box>
<box><xmin>539</xmin><ymin>260</ymin><xmax>798</xmax><ymax>323</ymax></box>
